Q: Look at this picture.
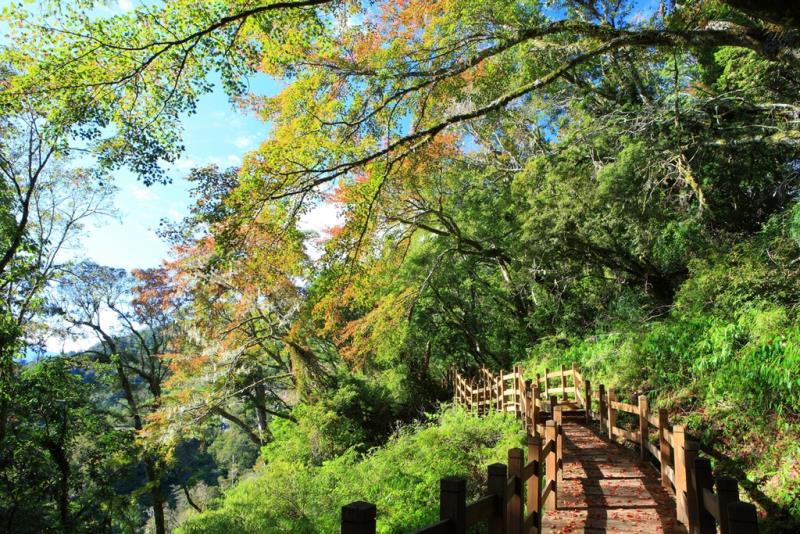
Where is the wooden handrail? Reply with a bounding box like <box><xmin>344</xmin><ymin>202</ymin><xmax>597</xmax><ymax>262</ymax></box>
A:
<box><xmin>346</xmin><ymin>362</ymin><xmax>759</xmax><ymax>533</ymax></box>
<box><xmin>464</xmin><ymin>495</ymin><xmax>495</xmax><ymax>527</ymax></box>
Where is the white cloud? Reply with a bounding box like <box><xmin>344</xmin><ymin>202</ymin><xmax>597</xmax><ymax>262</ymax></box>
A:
<box><xmin>209</xmin><ymin>154</ymin><xmax>242</xmax><ymax>167</ymax></box>
<box><xmin>45</xmin><ymin>309</ymin><xmax>121</xmax><ymax>354</ymax></box>
<box><xmin>299</xmin><ymin>202</ymin><xmax>343</xmax><ymax>260</ymax></box>
<box><xmin>299</xmin><ymin>202</ymin><xmax>341</xmax><ymax>234</ymax></box>
<box><xmin>130</xmin><ymin>184</ymin><xmax>159</xmax><ymax>202</ymax></box>
<box><xmin>173</xmin><ymin>157</ymin><xmax>198</xmax><ymax>171</ymax></box>
<box><xmin>233</xmin><ymin>136</ymin><xmax>253</xmax><ymax>149</ymax></box>
<box><xmin>118</xmin><ymin>0</ymin><xmax>133</xmax><ymax>12</ymax></box>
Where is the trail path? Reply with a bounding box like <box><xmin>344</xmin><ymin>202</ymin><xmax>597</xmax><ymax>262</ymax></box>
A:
<box><xmin>542</xmin><ymin>420</ymin><xmax>686</xmax><ymax>534</ymax></box>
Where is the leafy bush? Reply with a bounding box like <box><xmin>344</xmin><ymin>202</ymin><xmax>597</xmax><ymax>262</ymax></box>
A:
<box><xmin>177</xmin><ymin>408</ymin><xmax>523</xmax><ymax>533</ymax></box>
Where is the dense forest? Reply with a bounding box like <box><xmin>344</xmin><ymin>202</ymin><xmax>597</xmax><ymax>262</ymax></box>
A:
<box><xmin>1</xmin><ymin>0</ymin><xmax>799</xmax><ymax>532</ymax></box>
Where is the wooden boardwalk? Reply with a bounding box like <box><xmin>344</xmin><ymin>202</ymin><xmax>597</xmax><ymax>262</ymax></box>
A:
<box><xmin>543</xmin><ymin>420</ymin><xmax>686</xmax><ymax>533</ymax></box>
<box><xmin>341</xmin><ymin>363</ymin><xmax>760</xmax><ymax>533</ymax></box>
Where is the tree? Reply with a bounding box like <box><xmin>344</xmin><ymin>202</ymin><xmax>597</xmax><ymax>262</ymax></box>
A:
<box><xmin>4</xmin><ymin>1</ymin><xmax>797</xmax><ymax>195</ymax></box>
<box><xmin>0</xmin><ymin>357</ymin><xmax>136</xmax><ymax>533</ymax></box>
<box><xmin>55</xmin><ymin>262</ymin><xmax>178</xmax><ymax>534</ymax></box>
<box><xmin>0</xmin><ymin>100</ymin><xmax>114</xmax><ymax>483</ymax></box>
<box><xmin>153</xmin><ymin>166</ymin><xmax>322</xmax><ymax>449</ymax></box>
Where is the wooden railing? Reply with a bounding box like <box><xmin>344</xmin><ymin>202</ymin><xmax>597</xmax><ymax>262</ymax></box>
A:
<box><xmin>341</xmin><ymin>362</ymin><xmax>759</xmax><ymax>534</ymax></box>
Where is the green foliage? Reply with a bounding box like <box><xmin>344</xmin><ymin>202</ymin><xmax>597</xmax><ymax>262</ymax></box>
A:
<box><xmin>178</xmin><ymin>407</ymin><xmax>522</xmax><ymax>534</ymax></box>
<box><xmin>264</xmin><ymin>371</ymin><xmax>402</xmax><ymax>465</ymax></box>
<box><xmin>0</xmin><ymin>358</ymin><xmax>138</xmax><ymax>532</ymax></box>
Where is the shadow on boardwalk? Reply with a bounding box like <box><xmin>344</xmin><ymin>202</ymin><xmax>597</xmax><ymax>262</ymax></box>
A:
<box><xmin>542</xmin><ymin>420</ymin><xmax>687</xmax><ymax>534</ymax></box>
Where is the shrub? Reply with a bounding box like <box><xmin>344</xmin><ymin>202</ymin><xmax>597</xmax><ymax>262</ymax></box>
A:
<box><xmin>177</xmin><ymin>407</ymin><xmax>522</xmax><ymax>534</ymax></box>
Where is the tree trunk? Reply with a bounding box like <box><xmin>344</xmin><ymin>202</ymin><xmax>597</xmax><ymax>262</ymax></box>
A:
<box><xmin>144</xmin><ymin>457</ymin><xmax>166</xmax><ymax>534</ymax></box>
<box><xmin>44</xmin><ymin>440</ymin><xmax>70</xmax><ymax>530</ymax></box>
<box><xmin>253</xmin><ymin>381</ymin><xmax>269</xmax><ymax>440</ymax></box>
<box><xmin>113</xmin><ymin>363</ymin><xmax>165</xmax><ymax>534</ymax></box>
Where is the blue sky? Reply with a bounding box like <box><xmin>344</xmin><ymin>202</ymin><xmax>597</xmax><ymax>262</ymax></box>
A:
<box><xmin>77</xmin><ymin>73</ymin><xmax>341</xmax><ymax>271</ymax></box>
<box><xmin>32</xmin><ymin>0</ymin><xmax>334</xmax><ymax>272</ymax></box>
<box><xmin>78</xmin><ymin>83</ymin><xmax>271</xmax><ymax>270</ymax></box>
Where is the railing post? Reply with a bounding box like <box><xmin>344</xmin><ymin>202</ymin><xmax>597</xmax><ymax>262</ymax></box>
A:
<box><xmin>508</xmin><ymin>448</ymin><xmax>524</xmax><ymax>534</ymax></box>
<box><xmin>550</xmin><ymin>395</ymin><xmax>557</xmax><ymax>416</ymax></box>
<box><xmin>554</xmin><ymin>406</ymin><xmax>563</xmax><ymax>483</ymax></box>
<box><xmin>607</xmin><ymin>388</ymin><xmax>617</xmax><ymax>438</ymax></box>
<box><xmin>716</xmin><ymin>476</ymin><xmax>739</xmax><ymax>534</ymax></box>
<box><xmin>532</xmin><ymin>384</ymin><xmax>540</xmax><ymax>437</ymax></box>
<box><xmin>526</xmin><ymin>435</ymin><xmax>542</xmax><ymax>533</ymax></box>
<box><xmin>477</xmin><ymin>371</ymin><xmax>483</xmax><ymax>416</ymax></box>
<box><xmin>524</xmin><ymin>379</ymin><xmax>533</xmax><ymax>432</ymax></box>
<box><xmin>684</xmin><ymin>440</ymin><xmax>700</xmax><ymax>532</ymax></box>
<box><xmin>727</xmin><ymin>501</ymin><xmax>759</xmax><ymax>534</ymax></box>
<box><xmin>692</xmin><ymin>458</ymin><xmax>716</xmax><ymax>534</ymax></box>
<box><xmin>341</xmin><ymin>501</ymin><xmax>376</xmax><ymax>534</ymax></box>
<box><xmin>571</xmin><ymin>362</ymin><xmax>579</xmax><ymax>400</ymax></box>
<box><xmin>469</xmin><ymin>378</ymin><xmax>475</xmax><ymax>413</ymax></box>
<box><xmin>673</xmin><ymin>425</ymin><xmax>688</xmax><ymax>526</ymax></box>
<box><xmin>498</xmin><ymin>371</ymin><xmax>505</xmax><ymax>412</ymax></box>
<box><xmin>544</xmin><ymin>420</ymin><xmax>557</xmax><ymax>510</ymax></box>
<box><xmin>543</xmin><ymin>368</ymin><xmax>549</xmax><ymax>397</ymax></box>
<box><xmin>510</xmin><ymin>367</ymin><xmax>518</xmax><ymax>418</ymax></box>
<box><xmin>560</xmin><ymin>364</ymin><xmax>567</xmax><ymax>401</ymax></box>
<box><xmin>489</xmin><ymin>369</ymin><xmax>497</xmax><ymax>412</ymax></box>
<box><xmin>517</xmin><ymin>366</ymin><xmax>526</xmax><ymax>421</ymax></box>
<box><xmin>598</xmin><ymin>384</ymin><xmax>606</xmax><ymax>436</ymax></box>
<box><xmin>638</xmin><ymin>395</ymin><xmax>649</xmax><ymax>461</ymax></box>
<box><xmin>488</xmin><ymin>463</ymin><xmax>507</xmax><ymax>534</ymax></box>
<box><xmin>584</xmin><ymin>379</ymin><xmax>591</xmax><ymax>423</ymax></box>
<box><xmin>658</xmin><ymin>409</ymin><xmax>670</xmax><ymax>489</ymax></box>
<box><xmin>440</xmin><ymin>477</ymin><xmax>466</xmax><ymax>534</ymax></box>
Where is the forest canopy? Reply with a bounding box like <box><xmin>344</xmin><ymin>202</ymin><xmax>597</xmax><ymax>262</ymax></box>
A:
<box><xmin>1</xmin><ymin>0</ymin><xmax>800</xmax><ymax>532</ymax></box>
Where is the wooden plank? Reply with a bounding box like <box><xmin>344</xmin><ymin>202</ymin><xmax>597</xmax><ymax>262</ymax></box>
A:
<box><xmin>508</xmin><ymin>448</ymin><xmax>524</xmax><ymax>533</ymax></box>
<box><xmin>572</xmin><ymin>362</ymin><xmax>580</xmax><ymax>400</ymax></box>
<box><xmin>610</xmin><ymin>400</ymin><xmax>639</xmax><ymax>414</ymax></box>
<box><xmin>526</xmin><ymin>434</ymin><xmax>541</xmax><ymax>534</ymax></box>
<box><xmin>607</xmin><ymin>389</ymin><xmax>616</xmax><ymax>437</ymax></box>
<box><xmin>673</xmin><ymin>426</ymin><xmax>690</xmax><ymax>528</ymax></box>
<box><xmin>639</xmin><ymin>396</ymin><xmax>649</xmax><ymax>461</ymax></box>
<box><xmin>702</xmin><ymin>488</ymin><xmax>721</xmax><ymax>522</ymax></box>
<box><xmin>728</xmin><ymin>502</ymin><xmax>759</xmax><ymax>534</ymax></box>
<box><xmin>523</xmin><ymin>510</ymin><xmax>538</xmax><ymax>534</ymax></box>
<box><xmin>584</xmin><ymin>379</ymin><xmax>592</xmax><ymax>423</ymax></box>
<box><xmin>645</xmin><ymin>441</ymin><xmax>659</xmax><ymax>459</ymax></box>
<box><xmin>522</xmin><ymin>459</ymin><xmax>539</xmax><ymax>482</ymax></box>
<box><xmin>541</xmin><ymin>480</ymin><xmax>555</xmax><ymax>508</ymax></box>
<box><xmin>659</xmin><ymin>409</ymin><xmax>671</xmax><ymax>490</ymax></box>
<box><xmin>611</xmin><ymin>426</ymin><xmax>641</xmax><ymax>443</ymax></box>
<box><xmin>544</xmin><ymin>421</ymin><xmax>557</xmax><ymax>510</ymax></box>
<box><xmin>342</xmin><ymin>501</ymin><xmax>376</xmax><ymax>534</ymax></box>
<box><xmin>464</xmin><ymin>495</ymin><xmax>495</xmax><ymax>527</ymax></box>
<box><xmin>487</xmin><ymin>463</ymin><xmax>507</xmax><ymax>534</ymax></box>
<box><xmin>440</xmin><ymin>477</ymin><xmax>466</xmax><ymax>534</ymax></box>
<box><xmin>665</xmin><ymin>464</ymin><xmax>675</xmax><ymax>485</ymax></box>
<box><xmin>410</xmin><ymin>519</ymin><xmax>451</xmax><ymax>534</ymax></box>
<box><xmin>573</xmin><ymin>367</ymin><xmax>584</xmax><ymax>385</ymax></box>
<box><xmin>648</xmin><ymin>413</ymin><xmax>661</xmax><ymax>428</ymax></box>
